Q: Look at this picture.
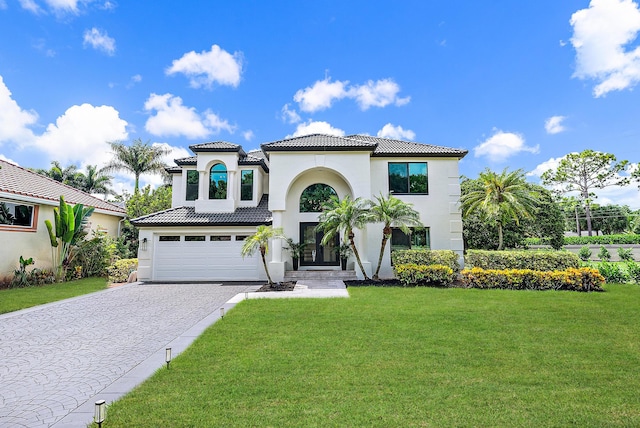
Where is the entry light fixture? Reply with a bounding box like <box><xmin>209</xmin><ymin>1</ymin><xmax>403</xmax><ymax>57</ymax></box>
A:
<box><xmin>165</xmin><ymin>347</ymin><xmax>172</xmax><ymax>369</ymax></box>
<box><xmin>94</xmin><ymin>400</ymin><xmax>106</xmax><ymax>427</ymax></box>
<box><xmin>141</xmin><ymin>237</ymin><xmax>148</xmax><ymax>251</ymax></box>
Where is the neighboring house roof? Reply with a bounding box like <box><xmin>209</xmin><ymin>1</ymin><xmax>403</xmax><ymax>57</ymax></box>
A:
<box><xmin>0</xmin><ymin>160</ymin><xmax>126</xmax><ymax>216</ymax></box>
<box><xmin>131</xmin><ymin>195</ymin><xmax>272</xmax><ymax>227</ymax></box>
<box><xmin>260</xmin><ymin>133</ymin><xmax>468</xmax><ymax>158</ymax></box>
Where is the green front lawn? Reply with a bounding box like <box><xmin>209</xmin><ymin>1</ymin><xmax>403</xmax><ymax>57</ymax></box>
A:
<box><xmin>103</xmin><ymin>285</ymin><xmax>640</xmax><ymax>427</ymax></box>
<box><xmin>0</xmin><ymin>277</ymin><xmax>108</xmax><ymax>314</ymax></box>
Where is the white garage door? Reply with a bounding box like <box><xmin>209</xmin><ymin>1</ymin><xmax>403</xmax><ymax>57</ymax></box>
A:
<box><xmin>153</xmin><ymin>234</ymin><xmax>259</xmax><ymax>281</ymax></box>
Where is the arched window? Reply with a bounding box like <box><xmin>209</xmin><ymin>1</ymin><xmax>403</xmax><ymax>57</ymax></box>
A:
<box><xmin>209</xmin><ymin>163</ymin><xmax>227</xmax><ymax>199</ymax></box>
<box><xmin>300</xmin><ymin>183</ymin><xmax>337</xmax><ymax>212</ymax></box>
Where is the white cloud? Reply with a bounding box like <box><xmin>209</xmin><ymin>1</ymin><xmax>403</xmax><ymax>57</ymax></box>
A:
<box><xmin>144</xmin><ymin>93</ymin><xmax>235</xmax><ymax>139</ymax></box>
<box><xmin>34</xmin><ymin>103</ymin><xmax>128</xmax><ymax>167</ymax></box>
<box><xmin>45</xmin><ymin>0</ymin><xmax>79</xmax><ymax>13</ymax></box>
<box><xmin>0</xmin><ymin>0</ymin><xmax>8</xmax><ymax>10</ymax></box>
<box><xmin>166</xmin><ymin>44</ymin><xmax>243</xmax><ymax>89</ymax></box>
<box><xmin>281</xmin><ymin>103</ymin><xmax>301</xmax><ymax>123</ymax></box>
<box><xmin>293</xmin><ymin>78</ymin><xmax>349</xmax><ymax>112</ymax></box>
<box><xmin>474</xmin><ymin>129</ymin><xmax>539</xmax><ymax>162</ymax></box>
<box><xmin>19</xmin><ymin>0</ymin><xmax>43</xmax><ymax>14</ymax></box>
<box><xmin>545</xmin><ymin>115</ymin><xmax>567</xmax><ymax>134</ymax></box>
<box><xmin>570</xmin><ymin>0</ymin><xmax>640</xmax><ymax>97</ymax></box>
<box><xmin>292</xmin><ymin>77</ymin><xmax>410</xmax><ymax>113</ymax></box>
<box><xmin>0</xmin><ymin>75</ymin><xmax>38</xmax><ymax>146</ymax></box>
<box><xmin>204</xmin><ymin>111</ymin><xmax>236</xmax><ymax>134</ymax></box>
<box><xmin>288</xmin><ymin>120</ymin><xmax>345</xmax><ymax>138</ymax></box>
<box><xmin>377</xmin><ymin>123</ymin><xmax>416</xmax><ymax>140</ymax></box>
<box><xmin>349</xmin><ymin>79</ymin><xmax>411</xmax><ymax>110</ymax></box>
<box><xmin>243</xmin><ymin>130</ymin><xmax>254</xmax><ymax>141</ymax></box>
<box><xmin>0</xmin><ymin>154</ymin><xmax>18</xmax><ymax>164</ymax></box>
<box><xmin>83</xmin><ymin>28</ymin><xmax>116</xmax><ymax>56</ymax></box>
<box><xmin>527</xmin><ymin>156</ymin><xmax>564</xmax><ymax>177</ymax></box>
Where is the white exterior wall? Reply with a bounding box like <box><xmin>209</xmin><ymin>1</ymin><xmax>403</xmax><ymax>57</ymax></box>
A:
<box><xmin>195</xmin><ymin>153</ymin><xmax>239</xmax><ymax>213</ymax></box>
<box><xmin>171</xmin><ymin>172</ymin><xmax>184</xmax><ymax>207</ymax></box>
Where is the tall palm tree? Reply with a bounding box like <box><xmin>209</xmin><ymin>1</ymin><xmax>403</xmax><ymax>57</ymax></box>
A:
<box><xmin>460</xmin><ymin>168</ymin><xmax>538</xmax><ymax>250</ymax></box>
<box><xmin>36</xmin><ymin>161</ymin><xmax>83</xmax><ymax>188</ymax></box>
<box><xmin>80</xmin><ymin>165</ymin><xmax>113</xmax><ymax>196</ymax></box>
<box><xmin>102</xmin><ymin>139</ymin><xmax>170</xmax><ymax>191</ymax></box>
<box><xmin>369</xmin><ymin>193</ymin><xmax>423</xmax><ymax>280</ymax></box>
<box><xmin>317</xmin><ymin>195</ymin><xmax>372</xmax><ymax>280</ymax></box>
<box><xmin>241</xmin><ymin>225</ymin><xmax>286</xmax><ymax>286</ymax></box>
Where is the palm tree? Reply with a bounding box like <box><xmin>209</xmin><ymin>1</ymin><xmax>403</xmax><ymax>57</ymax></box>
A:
<box><xmin>369</xmin><ymin>193</ymin><xmax>422</xmax><ymax>280</ymax></box>
<box><xmin>241</xmin><ymin>225</ymin><xmax>286</xmax><ymax>286</ymax></box>
<box><xmin>80</xmin><ymin>165</ymin><xmax>113</xmax><ymax>196</ymax></box>
<box><xmin>317</xmin><ymin>195</ymin><xmax>372</xmax><ymax>280</ymax></box>
<box><xmin>460</xmin><ymin>168</ymin><xmax>538</xmax><ymax>250</ymax></box>
<box><xmin>102</xmin><ymin>139</ymin><xmax>170</xmax><ymax>191</ymax></box>
<box><xmin>36</xmin><ymin>161</ymin><xmax>84</xmax><ymax>188</ymax></box>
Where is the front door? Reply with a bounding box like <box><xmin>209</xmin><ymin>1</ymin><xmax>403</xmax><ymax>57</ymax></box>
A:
<box><xmin>300</xmin><ymin>222</ymin><xmax>340</xmax><ymax>267</ymax></box>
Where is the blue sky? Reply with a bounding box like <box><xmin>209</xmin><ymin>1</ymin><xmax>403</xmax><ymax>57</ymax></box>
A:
<box><xmin>0</xmin><ymin>0</ymin><xmax>639</xmax><ymax>207</ymax></box>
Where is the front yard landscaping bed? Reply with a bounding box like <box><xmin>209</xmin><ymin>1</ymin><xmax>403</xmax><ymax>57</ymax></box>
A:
<box><xmin>101</xmin><ymin>285</ymin><xmax>640</xmax><ymax>427</ymax></box>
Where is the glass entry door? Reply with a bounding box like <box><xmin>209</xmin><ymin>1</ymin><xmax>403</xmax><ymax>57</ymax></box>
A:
<box><xmin>300</xmin><ymin>222</ymin><xmax>340</xmax><ymax>267</ymax></box>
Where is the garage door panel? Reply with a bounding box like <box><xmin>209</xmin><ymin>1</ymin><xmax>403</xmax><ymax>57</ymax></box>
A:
<box><xmin>153</xmin><ymin>237</ymin><xmax>260</xmax><ymax>281</ymax></box>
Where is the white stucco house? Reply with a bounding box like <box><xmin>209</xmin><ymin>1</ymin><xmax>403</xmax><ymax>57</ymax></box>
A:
<box><xmin>132</xmin><ymin>134</ymin><xmax>468</xmax><ymax>282</ymax></box>
<box><xmin>0</xmin><ymin>159</ymin><xmax>127</xmax><ymax>278</ymax></box>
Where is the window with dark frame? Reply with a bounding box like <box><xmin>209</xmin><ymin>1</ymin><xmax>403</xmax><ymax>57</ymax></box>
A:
<box><xmin>209</xmin><ymin>163</ymin><xmax>227</xmax><ymax>199</ymax></box>
<box><xmin>0</xmin><ymin>201</ymin><xmax>35</xmax><ymax>228</ymax></box>
<box><xmin>390</xmin><ymin>227</ymin><xmax>431</xmax><ymax>251</ymax></box>
<box><xmin>159</xmin><ymin>236</ymin><xmax>181</xmax><ymax>242</ymax></box>
<box><xmin>185</xmin><ymin>236</ymin><xmax>205</xmax><ymax>242</ymax></box>
<box><xmin>186</xmin><ymin>170</ymin><xmax>199</xmax><ymax>201</ymax></box>
<box><xmin>241</xmin><ymin>170</ymin><xmax>253</xmax><ymax>201</ymax></box>
<box><xmin>388</xmin><ymin>162</ymin><xmax>428</xmax><ymax>194</ymax></box>
<box><xmin>210</xmin><ymin>236</ymin><xmax>231</xmax><ymax>241</ymax></box>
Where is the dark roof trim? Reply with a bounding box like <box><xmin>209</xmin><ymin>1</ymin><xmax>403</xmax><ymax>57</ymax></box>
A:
<box><xmin>135</xmin><ymin>220</ymin><xmax>272</xmax><ymax>228</ymax></box>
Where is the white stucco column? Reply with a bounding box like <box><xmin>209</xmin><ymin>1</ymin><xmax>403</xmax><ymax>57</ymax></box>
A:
<box><xmin>356</xmin><ymin>227</ymin><xmax>372</xmax><ymax>279</ymax></box>
<box><xmin>269</xmin><ymin>210</ymin><xmax>285</xmax><ymax>281</ymax></box>
<box><xmin>198</xmin><ymin>170</ymin><xmax>207</xmax><ymax>201</ymax></box>
<box><xmin>228</xmin><ymin>170</ymin><xmax>236</xmax><ymax>201</ymax></box>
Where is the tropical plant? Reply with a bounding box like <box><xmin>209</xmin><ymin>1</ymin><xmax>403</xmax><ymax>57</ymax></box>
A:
<box><xmin>44</xmin><ymin>196</ymin><xmax>95</xmax><ymax>281</ymax></box>
<box><xmin>460</xmin><ymin>168</ymin><xmax>538</xmax><ymax>250</ymax></box>
<box><xmin>283</xmin><ymin>238</ymin><xmax>305</xmax><ymax>259</ymax></box>
<box><xmin>618</xmin><ymin>247</ymin><xmax>634</xmax><ymax>262</ymax></box>
<box><xmin>368</xmin><ymin>193</ymin><xmax>422</xmax><ymax>280</ymax></box>
<box><xmin>597</xmin><ymin>245</ymin><xmax>611</xmax><ymax>262</ymax></box>
<box><xmin>11</xmin><ymin>256</ymin><xmax>34</xmax><ymax>288</ymax></box>
<box><xmin>79</xmin><ymin>164</ymin><xmax>113</xmax><ymax>196</ymax></box>
<box><xmin>0</xmin><ymin>201</ymin><xmax>15</xmax><ymax>224</ymax></box>
<box><xmin>541</xmin><ymin>150</ymin><xmax>630</xmax><ymax>236</ymax></box>
<box><xmin>102</xmin><ymin>138</ymin><xmax>170</xmax><ymax>191</ymax></box>
<box><xmin>35</xmin><ymin>161</ymin><xmax>83</xmax><ymax>187</ymax></box>
<box><xmin>241</xmin><ymin>225</ymin><xmax>286</xmax><ymax>286</ymax></box>
<box><xmin>317</xmin><ymin>195</ymin><xmax>372</xmax><ymax>280</ymax></box>
<box><xmin>578</xmin><ymin>246</ymin><xmax>592</xmax><ymax>262</ymax></box>
<box><xmin>334</xmin><ymin>241</ymin><xmax>353</xmax><ymax>259</ymax></box>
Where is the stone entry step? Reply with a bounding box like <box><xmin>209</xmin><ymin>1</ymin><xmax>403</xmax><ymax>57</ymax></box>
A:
<box><xmin>285</xmin><ymin>270</ymin><xmax>357</xmax><ymax>281</ymax></box>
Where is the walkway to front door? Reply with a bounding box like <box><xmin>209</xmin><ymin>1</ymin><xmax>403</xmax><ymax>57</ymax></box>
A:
<box><xmin>299</xmin><ymin>222</ymin><xmax>339</xmax><ymax>267</ymax></box>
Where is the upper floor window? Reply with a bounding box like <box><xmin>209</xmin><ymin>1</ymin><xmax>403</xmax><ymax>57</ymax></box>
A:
<box><xmin>391</xmin><ymin>227</ymin><xmax>430</xmax><ymax>251</ymax></box>
<box><xmin>209</xmin><ymin>163</ymin><xmax>227</xmax><ymax>200</ymax></box>
<box><xmin>0</xmin><ymin>200</ymin><xmax>35</xmax><ymax>229</ymax></box>
<box><xmin>300</xmin><ymin>183</ymin><xmax>337</xmax><ymax>212</ymax></box>
<box><xmin>388</xmin><ymin>162</ymin><xmax>428</xmax><ymax>194</ymax></box>
<box><xmin>186</xmin><ymin>170</ymin><xmax>199</xmax><ymax>201</ymax></box>
<box><xmin>241</xmin><ymin>170</ymin><xmax>254</xmax><ymax>201</ymax></box>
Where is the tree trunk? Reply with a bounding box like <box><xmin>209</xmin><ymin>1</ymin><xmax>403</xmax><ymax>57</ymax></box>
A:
<box><xmin>349</xmin><ymin>230</ymin><xmax>370</xmax><ymax>280</ymax></box>
<box><xmin>585</xmin><ymin>202</ymin><xmax>593</xmax><ymax>236</ymax></box>
<box><xmin>497</xmin><ymin>223</ymin><xmax>504</xmax><ymax>250</ymax></box>
<box><xmin>260</xmin><ymin>248</ymin><xmax>274</xmax><ymax>285</ymax></box>
<box><xmin>373</xmin><ymin>227</ymin><xmax>391</xmax><ymax>280</ymax></box>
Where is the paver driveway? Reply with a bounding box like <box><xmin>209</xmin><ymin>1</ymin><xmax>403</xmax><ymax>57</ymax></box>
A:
<box><xmin>0</xmin><ymin>282</ymin><xmax>256</xmax><ymax>427</ymax></box>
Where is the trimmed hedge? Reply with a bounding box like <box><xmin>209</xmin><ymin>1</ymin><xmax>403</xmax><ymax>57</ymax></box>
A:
<box><xmin>465</xmin><ymin>249</ymin><xmax>580</xmax><ymax>271</ymax></box>
<box><xmin>394</xmin><ymin>264</ymin><xmax>456</xmax><ymax>287</ymax></box>
<box><xmin>526</xmin><ymin>234</ymin><xmax>640</xmax><ymax>246</ymax></box>
<box><xmin>107</xmin><ymin>258</ymin><xmax>138</xmax><ymax>283</ymax></box>
<box><xmin>460</xmin><ymin>267</ymin><xmax>605</xmax><ymax>292</ymax></box>
<box><xmin>391</xmin><ymin>249</ymin><xmax>460</xmax><ymax>272</ymax></box>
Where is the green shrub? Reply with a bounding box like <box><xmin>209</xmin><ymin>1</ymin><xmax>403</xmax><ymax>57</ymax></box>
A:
<box><xmin>564</xmin><ymin>234</ymin><xmax>640</xmax><ymax>245</ymax></box>
<box><xmin>107</xmin><ymin>258</ymin><xmax>138</xmax><ymax>283</ymax></box>
<box><xmin>618</xmin><ymin>247</ymin><xmax>634</xmax><ymax>262</ymax></box>
<box><xmin>460</xmin><ymin>267</ymin><xmax>604</xmax><ymax>292</ymax></box>
<box><xmin>597</xmin><ymin>246</ymin><xmax>611</xmax><ymax>262</ymax></box>
<box><xmin>394</xmin><ymin>264</ymin><xmax>456</xmax><ymax>287</ymax></box>
<box><xmin>391</xmin><ymin>249</ymin><xmax>460</xmax><ymax>272</ymax></box>
<box><xmin>465</xmin><ymin>250</ymin><xmax>580</xmax><ymax>271</ymax></box>
<box><xmin>626</xmin><ymin>262</ymin><xmax>640</xmax><ymax>284</ymax></box>
<box><xmin>578</xmin><ymin>246</ymin><xmax>592</xmax><ymax>262</ymax></box>
<box><xmin>597</xmin><ymin>262</ymin><xmax>629</xmax><ymax>284</ymax></box>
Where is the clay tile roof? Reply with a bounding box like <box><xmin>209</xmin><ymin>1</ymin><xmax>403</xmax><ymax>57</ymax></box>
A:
<box><xmin>130</xmin><ymin>195</ymin><xmax>272</xmax><ymax>227</ymax></box>
<box><xmin>189</xmin><ymin>142</ymin><xmax>246</xmax><ymax>156</ymax></box>
<box><xmin>174</xmin><ymin>156</ymin><xmax>197</xmax><ymax>166</ymax></box>
<box><xmin>346</xmin><ymin>135</ymin><xmax>468</xmax><ymax>158</ymax></box>
<box><xmin>239</xmin><ymin>152</ymin><xmax>269</xmax><ymax>172</ymax></box>
<box><xmin>0</xmin><ymin>160</ymin><xmax>126</xmax><ymax>215</ymax></box>
<box><xmin>261</xmin><ymin>134</ymin><xmax>377</xmax><ymax>153</ymax></box>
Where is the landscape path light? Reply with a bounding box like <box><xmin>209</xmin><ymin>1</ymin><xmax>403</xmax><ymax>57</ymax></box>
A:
<box><xmin>165</xmin><ymin>347</ymin><xmax>172</xmax><ymax>369</ymax></box>
<box><xmin>220</xmin><ymin>307</ymin><xmax>225</xmax><ymax>319</ymax></box>
<box><xmin>94</xmin><ymin>399</ymin><xmax>106</xmax><ymax>427</ymax></box>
